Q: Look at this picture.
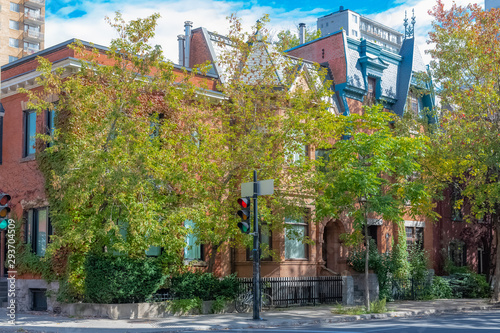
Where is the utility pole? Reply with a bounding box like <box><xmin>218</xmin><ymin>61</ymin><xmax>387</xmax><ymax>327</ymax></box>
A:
<box><xmin>252</xmin><ymin>170</ymin><xmax>261</xmax><ymax>320</ymax></box>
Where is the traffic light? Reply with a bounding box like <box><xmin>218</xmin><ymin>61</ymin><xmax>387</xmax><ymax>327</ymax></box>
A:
<box><xmin>237</xmin><ymin>197</ymin><xmax>251</xmax><ymax>234</ymax></box>
<box><xmin>0</xmin><ymin>193</ymin><xmax>11</xmax><ymax>231</ymax></box>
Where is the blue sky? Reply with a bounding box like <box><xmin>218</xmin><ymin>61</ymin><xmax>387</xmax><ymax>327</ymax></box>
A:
<box><xmin>44</xmin><ymin>0</ymin><xmax>485</xmax><ymax>64</ymax></box>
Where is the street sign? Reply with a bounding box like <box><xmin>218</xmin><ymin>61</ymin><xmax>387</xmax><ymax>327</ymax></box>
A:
<box><xmin>241</xmin><ymin>179</ymin><xmax>274</xmax><ymax>197</ymax></box>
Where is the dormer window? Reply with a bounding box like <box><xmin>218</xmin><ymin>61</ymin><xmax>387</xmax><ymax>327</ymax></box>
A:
<box><xmin>366</xmin><ymin>77</ymin><xmax>376</xmax><ymax>104</ymax></box>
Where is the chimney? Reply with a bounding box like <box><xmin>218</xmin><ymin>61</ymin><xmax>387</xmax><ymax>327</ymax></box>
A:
<box><xmin>339</xmin><ymin>6</ymin><xmax>344</xmax><ymax>11</ymax></box>
<box><xmin>184</xmin><ymin>21</ymin><xmax>193</xmax><ymax>68</ymax></box>
<box><xmin>177</xmin><ymin>35</ymin><xmax>185</xmax><ymax>67</ymax></box>
<box><xmin>299</xmin><ymin>23</ymin><xmax>306</xmax><ymax>44</ymax></box>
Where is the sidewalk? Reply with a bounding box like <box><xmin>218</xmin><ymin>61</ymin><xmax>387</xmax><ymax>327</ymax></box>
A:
<box><xmin>0</xmin><ymin>298</ymin><xmax>497</xmax><ymax>333</ymax></box>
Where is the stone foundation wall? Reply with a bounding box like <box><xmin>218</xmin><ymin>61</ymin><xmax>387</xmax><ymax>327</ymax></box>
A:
<box><xmin>13</xmin><ymin>279</ymin><xmax>60</xmax><ymax>312</ymax></box>
<box><xmin>351</xmin><ymin>273</ymin><xmax>379</xmax><ymax>305</ymax></box>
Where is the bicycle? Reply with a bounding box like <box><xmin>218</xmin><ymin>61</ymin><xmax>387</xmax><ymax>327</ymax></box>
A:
<box><xmin>234</xmin><ymin>290</ymin><xmax>273</xmax><ymax>313</ymax></box>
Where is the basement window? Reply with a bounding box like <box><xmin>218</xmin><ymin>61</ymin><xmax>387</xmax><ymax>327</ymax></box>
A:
<box><xmin>30</xmin><ymin>289</ymin><xmax>47</xmax><ymax>311</ymax></box>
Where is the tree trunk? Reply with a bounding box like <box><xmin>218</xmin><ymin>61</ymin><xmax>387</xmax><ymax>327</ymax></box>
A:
<box><xmin>493</xmin><ymin>222</ymin><xmax>500</xmax><ymax>303</ymax></box>
<box><xmin>364</xmin><ymin>223</ymin><xmax>370</xmax><ymax>311</ymax></box>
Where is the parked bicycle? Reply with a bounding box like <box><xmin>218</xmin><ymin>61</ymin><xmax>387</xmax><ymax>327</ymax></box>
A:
<box><xmin>234</xmin><ymin>290</ymin><xmax>273</xmax><ymax>313</ymax></box>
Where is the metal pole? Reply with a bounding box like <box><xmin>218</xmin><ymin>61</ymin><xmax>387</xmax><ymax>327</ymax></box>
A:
<box><xmin>252</xmin><ymin>170</ymin><xmax>261</xmax><ymax>320</ymax></box>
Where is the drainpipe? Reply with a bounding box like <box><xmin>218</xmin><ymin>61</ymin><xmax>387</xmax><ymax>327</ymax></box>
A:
<box><xmin>184</xmin><ymin>21</ymin><xmax>193</xmax><ymax>68</ymax></box>
<box><xmin>177</xmin><ymin>35</ymin><xmax>185</xmax><ymax>67</ymax></box>
<box><xmin>299</xmin><ymin>23</ymin><xmax>306</xmax><ymax>44</ymax></box>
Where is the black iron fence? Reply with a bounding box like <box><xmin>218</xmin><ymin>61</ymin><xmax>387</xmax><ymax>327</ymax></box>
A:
<box><xmin>238</xmin><ymin>276</ymin><xmax>343</xmax><ymax>307</ymax></box>
<box><xmin>390</xmin><ymin>275</ymin><xmax>432</xmax><ymax>300</ymax></box>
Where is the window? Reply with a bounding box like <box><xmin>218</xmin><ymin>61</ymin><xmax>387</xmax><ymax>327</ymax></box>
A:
<box><xmin>24</xmin><ymin>6</ymin><xmax>40</xmax><ymax>18</ymax></box>
<box><xmin>448</xmin><ymin>240</ymin><xmax>467</xmax><ymax>267</ymax></box>
<box><xmin>10</xmin><ymin>2</ymin><xmax>20</xmax><ymax>12</ymax></box>
<box><xmin>46</xmin><ymin>108</ymin><xmax>56</xmax><ymax>147</ymax></box>
<box><xmin>23</xmin><ymin>110</ymin><xmax>36</xmax><ymax>157</ymax></box>
<box><xmin>8</xmin><ymin>56</ymin><xmax>18</xmax><ymax>63</ymax></box>
<box><xmin>9</xmin><ymin>20</ymin><xmax>19</xmax><ymax>30</ymax></box>
<box><xmin>24</xmin><ymin>41</ymin><xmax>39</xmax><ymax>52</ymax></box>
<box><xmin>405</xmin><ymin>226</ymin><xmax>423</xmax><ymax>249</ymax></box>
<box><xmin>315</xmin><ymin>148</ymin><xmax>331</xmax><ymax>172</ymax></box>
<box><xmin>9</xmin><ymin>38</ymin><xmax>19</xmax><ymax>48</ymax></box>
<box><xmin>25</xmin><ymin>207</ymin><xmax>52</xmax><ymax>256</ymax></box>
<box><xmin>24</xmin><ymin>24</ymin><xmax>40</xmax><ymax>33</ymax></box>
<box><xmin>352</xmin><ymin>14</ymin><xmax>358</xmax><ymax>24</ymax></box>
<box><xmin>367</xmin><ymin>225</ymin><xmax>378</xmax><ymax>246</ymax></box>
<box><xmin>146</xmin><ymin>245</ymin><xmax>161</xmax><ymax>256</ymax></box>
<box><xmin>351</xmin><ymin>30</ymin><xmax>358</xmax><ymax>37</ymax></box>
<box><xmin>184</xmin><ymin>220</ymin><xmax>203</xmax><ymax>261</ymax></box>
<box><xmin>367</xmin><ymin>77</ymin><xmax>376</xmax><ymax>104</ymax></box>
<box><xmin>285</xmin><ymin>213</ymin><xmax>308</xmax><ymax>260</ymax></box>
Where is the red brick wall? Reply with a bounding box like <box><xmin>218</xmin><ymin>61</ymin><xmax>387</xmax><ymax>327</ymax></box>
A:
<box><xmin>189</xmin><ymin>29</ymin><xmax>213</xmax><ymax>69</ymax></box>
<box><xmin>287</xmin><ymin>32</ymin><xmax>347</xmax><ymax>85</ymax></box>
<box><xmin>0</xmin><ymin>87</ymin><xmax>47</xmax><ymax>218</ymax></box>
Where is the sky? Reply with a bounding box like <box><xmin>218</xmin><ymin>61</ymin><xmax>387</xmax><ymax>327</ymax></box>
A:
<box><xmin>44</xmin><ymin>0</ymin><xmax>486</xmax><ymax>65</ymax></box>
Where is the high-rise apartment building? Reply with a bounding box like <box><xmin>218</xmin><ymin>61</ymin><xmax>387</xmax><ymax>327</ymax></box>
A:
<box><xmin>0</xmin><ymin>0</ymin><xmax>45</xmax><ymax>66</ymax></box>
<box><xmin>317</xmin><ymin>6</ymin><xmax>403</xmax><ymax>53</ymax></box>
<box><xmin>485</xmin><ymin>0</ymin><xmax>500</xmax><ymax>10</ymax></box>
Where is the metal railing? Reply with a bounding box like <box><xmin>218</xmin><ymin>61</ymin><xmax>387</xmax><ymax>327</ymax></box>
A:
<box><xmin>238</xmin><ymin>276</ymin><xmax>343</xmax><ymax>307</ymax></box>
<box><xmin>391</xmin><ymin>276</ymin><xmax>432</xmax><ymax>300</ymax></box>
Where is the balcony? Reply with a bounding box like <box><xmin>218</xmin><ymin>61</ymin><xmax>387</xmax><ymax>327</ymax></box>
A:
<box><xmin>23</xmin><ymin>30</ymin><xmax>43</xmax><ymax>42</ymax></box>
<box><xmin>23</xmin><ymin>12</ymin><xmax>44</xmax><ymax>25</ymax></box>
<box><xmin>24</xmin><ymin>46</ymin><xmax>40</xmax><ymax>55</ymax></box>
<box><xmin>24</xmin><ymin>0</ymin><xmax>45</xmax><ymax>9</ymax></box>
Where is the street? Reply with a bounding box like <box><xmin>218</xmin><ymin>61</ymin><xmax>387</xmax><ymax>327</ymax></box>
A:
<box><xmin>182</xmin><ymin>310</ymin><xmax>500</xmax><ymax>333</ymax></box>
<box><xmin>1</xmin><ymin>309</ymin><xmax>499</xmax><ymax>333</ymax></box>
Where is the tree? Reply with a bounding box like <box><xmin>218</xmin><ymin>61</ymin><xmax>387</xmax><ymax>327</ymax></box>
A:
<box><xmin>427</xmin><ymin>1</ymin><xmax>500</xmax><ymax>302</ymax></box>
<box><xmin>24</xmin><ymin>12</ymin><xmax>334</xmax><ymax>297</ymax></box>
<box><xmin>179</xmin><ymin>15</ymin><xmax>333</xmax><ymax>269</ymax></box>
<box><xmin>315</xmin><ymin>105</ymin><xmax>433</xmax><ymax>310</ymax></box>
<box><xmin>275</xmin><ymin>26</ymin><xmax>322</xmax><ymax>51</ymax></box>
<box><xmin>24</xmin><ymin>12</ymin><xmax>207</xmax><ymax>294</ymax></box>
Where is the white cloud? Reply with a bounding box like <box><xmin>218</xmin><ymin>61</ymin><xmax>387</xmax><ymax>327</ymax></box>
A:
<box><xmin>368</xmin><ymin>0</ymin><xmax>485</xmax><ymax>64</ymax></box>
<box><xmin>45</xmin><ymin>0</ymin><xmax>328</xmax><ymax>63</ymax></box>
<box><xmin>45</xmin><ymin>0</ymin><xmax>486</xmax><ymax>65</ymax></box>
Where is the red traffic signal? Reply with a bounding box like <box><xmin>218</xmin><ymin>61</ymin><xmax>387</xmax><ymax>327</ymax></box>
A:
<box><xmin>237</xmin><ymin>197</ymin><xmax>251</xmax><ymax>234</ymax></box>
<box><xmin>0</xmin><ymin>193</ymin><xmax>11</xmax><ymax>218</ymax></box>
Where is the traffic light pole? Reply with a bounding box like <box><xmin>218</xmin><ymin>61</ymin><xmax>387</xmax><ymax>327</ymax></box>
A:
<box><xmin>252</xmin><ymin>170</ymin><xmax>261</xmax><ymax>320</ymax></box>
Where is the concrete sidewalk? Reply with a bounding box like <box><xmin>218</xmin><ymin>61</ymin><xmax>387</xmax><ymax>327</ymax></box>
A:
<box><xmin>0</xmin><ymin>298</ymin><xmax>497</xmax><ymax>333</ymax></box>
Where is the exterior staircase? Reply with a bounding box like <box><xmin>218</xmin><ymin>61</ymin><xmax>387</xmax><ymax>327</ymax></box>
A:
<box><xmin>0</xmin><ymin>278</ymin><xmax>8</xmax><ymax>307</ymax></box>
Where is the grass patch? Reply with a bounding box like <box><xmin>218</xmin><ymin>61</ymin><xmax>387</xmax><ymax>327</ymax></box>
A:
<box><xmin>331</xmin><ymin>299</ymin><xmax>387</xmax><ymax>315</ymax></box>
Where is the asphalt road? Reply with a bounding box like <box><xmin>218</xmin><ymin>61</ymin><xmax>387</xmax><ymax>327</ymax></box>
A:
<box><xmin>185</xmin><ymin>310</ymin><xmax>500</xmax><ymax>333</ymax></box>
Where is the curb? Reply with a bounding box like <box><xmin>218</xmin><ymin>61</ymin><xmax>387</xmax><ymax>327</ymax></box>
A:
<box><xmin>157</xmin><ymin>304</ymin><xmax>496</xmax><ymax>332</ymax></box>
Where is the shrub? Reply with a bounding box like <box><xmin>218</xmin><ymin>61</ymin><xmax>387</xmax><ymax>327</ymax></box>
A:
<box><xmin>446</xmin><ymin>272</ymin><xmax>490</xmax><ymax>298</ymax></box>
<box><xmin>84</xmin><ymin>253</ymin><xmax>164</xmax><ymax>303</ymax></box>
<box><xmin>168</xmin><ymin>297</ymin><xmax>202</xmax><ymax>315</ymax></box>
<box><xmin>170</xmin><ymin>272</ymin><xmax>240</xmax><ymax>301</ymax></box>
<box><xmin>430</xmin><ymin>276</ymin><xmax>453</xmax><ymax>299</ymax></box>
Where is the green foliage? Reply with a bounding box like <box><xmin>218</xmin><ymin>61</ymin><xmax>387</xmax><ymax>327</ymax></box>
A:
<box><xmin>392</xmin><ymin>224</ymin><xmax>410</xmax><ymax>280</ymax></box>
<box><xmin>370</xmin><ymin>298</ymin><xmax>387</xmax><ymax>313</ymax></box>
<box><xmin>427</xmin><ymin>1</ymin><xmax>500</xmax><ymax>301</ymax></box>
<box><xmin>167</xmin><ymin>297</ymin><xmax>202</xmax><ymax>315</ymax></box>
<box><xmin>169</xmin><ymin>272</ymin><xmax>240</xmax><ymax>301</ymax></box>
<box><xmin>331</xmin><ymin>298</ymin><xmax>387</xmax><ymax>315</ymax></box>
<box><xmin>446</xmin><ymin>272</ymin><xmax>491</xmax><ymax>299</ymax></box>
<box><xmin>84</xmin><ymin>253</ymin><xmax>164</xmax><ymax>304</ymax></box>
<box><xmin>211</xmin><ymin>296</ymin><xmax>229</xmax><ymax>314</ymax></box>
<box><xmin>275</xmin><ymin>26</ymin><xmax>322</xmax><ymax>51</ymax></box>
<box><xmin>430</xmin><ymin>276</ymin><xmax>453</xmax><ymax>299</ymax></box>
